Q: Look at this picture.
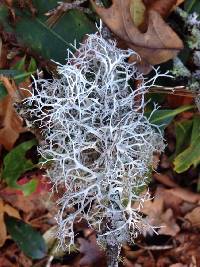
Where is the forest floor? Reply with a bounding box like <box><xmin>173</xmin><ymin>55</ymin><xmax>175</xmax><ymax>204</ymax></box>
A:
<box><xmin>0</xmin><ymin>1</ymin><xmax>200</xmax><ymax>267</ymax></box>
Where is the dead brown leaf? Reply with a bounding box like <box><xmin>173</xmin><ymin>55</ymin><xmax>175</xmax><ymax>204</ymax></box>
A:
<box><xmin>175</xmin><ymin>0</ymin><xmax>185</xmax><ymax>7</ymax></box>
<box><xmin>185</xmin><ymin>207</ymin><xmax>200</xmax><ymax>228</ymax></box>
<box><xmin>123</xmin><ymin>258</ymin><xmax>135</xmax><ymax>267</ymax></box>
<box><xmin>78</xmin><ymin>233</ymin><xmax>106</xmax><ymax>266</ymax></box>
<box><xmin>141</xmin><ymin>190</ymin><xmax>180</xmax><ymax>236</ymax></box>
<box><xmin>146</xmin><ymin>0</ymin><xmax>177</xmax><ymax>18</ymax></box>
<box><xmin>91</xmin><ymin>0</ymin><xmax>183</xmax><ymax>65</ymax></box>
<box><xmin>159</xmin><ymin>208</ymin><xmax>180</xmax><ymax>236</ymax></box>
<box><xmin>0</xmin><ymin>198</ymin><xmax>20</xmax><ymax>247</ymax></box>
<box><xmin>167</xmin><ymin>187</ymin><xmax>200</xmax><ymax>204</ymax></box>
<box><xmin>0</xmin><ymin>77</ymin><xmax>28</xmax><ymax>150</ymax></box>
<box><xmin>169</xmin><ymin>264</ymin><xmax>187</xmax><ymax>267</ymax></box>
<box><xmin>153</xmin><ymin>173</ymin><xmax>177</xmax><ymax>188</ymax></box>
<box><xmin>0</xmin><ymin>76</ymin><xmax>31</xmax><ymax>100</ymax></box>
<box><xmin>153</xmin><ymin>173</ymin><xmax>200</xmax><ymax>205</ymax></box>
<box><xmin>0</xmin><ymin>95</ymin><xmax>25</xmax><ymax>150</ymax></box>
<box><xmin>157</xmin><ymin>187</ymin><xmax>183</xmax><ymax>215</ymax></box>
<box><xmin>0</xmin><ymin>76</ymin><xmax>19</xmax><ymax>99</ymax></box>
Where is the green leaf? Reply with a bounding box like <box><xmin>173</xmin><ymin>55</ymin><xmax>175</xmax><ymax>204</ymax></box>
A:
<box><xmin>2</xmin><ymin>1</ymin><xmax>96</xmax><ymax>64</ymax></box>
<box><xmin>173</xmin><ymin>116</ymin><xmax>200</xmax><ymax>173</ymax></box>
<box><xmin>28</xmin><ymin>57</ymin><xmax>37</xmax><ymax>72</ymax></box>
<box><xmin>185</xmin><ymin>0</ymin><xmax>200</xmax><ymax>13</ymax></box>
<box><xmin>174</xmin><ymin>135</ymin><xmax>200</xmax><ymax>173</ymax></box>
<box><xmin>5</xmin><ymin>215</ymin><xmax>47</xmax><ymax>259</ymax></box>
<box><xmin>191</xmin><ymin>115</ymin><xmax>200</xmax><ymax>143</ymax></box>
<box><xmin>0</xmin><ymin>5</ymin><xmax>13</xmax><ymax>33</ymax></box>
<box><xmin>174</xmin><ymin>120</ymin><xmax>193</xmax><ymax>157</ymax></box>
<box><xmin>14</xmin><ymin>71</ymin><xmax>36</xmax><ymax>85</ymax></box>
<box><xmin>0</xmin><ymin>83</ymin><xmax>7</xmax><ymax>100</ymax></box>
<box><xmin>147</xmin><ymin>105</ymin><xmax>194</xmax><ymax>129</ymax></box>
<box><xmin>2</xmin><ymin>140</ymin><xmax>38</xmax><ymax>196</ymax></box>
<box><xmin>0</xmin><ymin>62</ymin><xmax>36</xmax><ymax>99</ymax></box>
<box><xmin>11</xmin><ymin>56</ymin><xmax>26</xmax><ymax>72</ymax></box>
<box><xmin>32</xmin><ymin>0</ymin><xmax>61</xmax><ymax>14</ymax></box>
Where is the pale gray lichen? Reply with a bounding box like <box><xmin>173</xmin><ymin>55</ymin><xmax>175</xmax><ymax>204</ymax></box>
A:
<box><xmin>172</xmin><ymin>8</ymin><xmax>200</xmax><ymax>109</ymax></box>
<box><xmin>172</xmin><ymin>57</ymin><xmax>191</xmax><ymax>78</ymax></box>
<box><xmin>193</xmin><ymin>51</ymin><xmax>200</xmax><ymax>67</ymax></box>
<box><xmin>23</xmin><ymin>27</ymin><xmax>165</xmax><ymax>260</ymax></box>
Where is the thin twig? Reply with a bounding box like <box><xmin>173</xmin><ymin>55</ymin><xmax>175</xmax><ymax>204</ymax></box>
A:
<box><xmin>149</xmin><ymin>85</ymin><xmax>195</xmax><ymax>98</ymax></box>
<box><xmin>137</xmin><ymin>244</ymin><xmax>174</xmax><ymax>250</ymax></box>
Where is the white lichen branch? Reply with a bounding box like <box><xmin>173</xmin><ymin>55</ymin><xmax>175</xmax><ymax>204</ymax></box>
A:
<box><xmin>23</xmin><ymin>27</ymin><xmax>165</xmax><ymax>266</ymax></box>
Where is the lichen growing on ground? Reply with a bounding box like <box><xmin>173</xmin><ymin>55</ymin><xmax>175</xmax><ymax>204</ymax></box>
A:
<box><xmin>173</xmin><ymin>8</ymin><xmax>200</xmax><ymax>111</ymax></box>
<box><xmin>23</xmin><ymin>27</ymin><xmax>165</xmax><ymax>266</ymax></box>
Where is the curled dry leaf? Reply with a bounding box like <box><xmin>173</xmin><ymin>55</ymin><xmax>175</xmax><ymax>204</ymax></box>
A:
<box><xmin>0</xmin><ymin>77</ymin><xmax>27</xmax><ymax>150</ymax></box>
<box><xmin>91</xmin><ymin>0</ymin><xmax>183</xmax><ymax>65</ymax></box>
<box><xmin>0</xmin><ymin>96</ymin><xmax>25</xmax><ymax>150</ymax></box>
<box><xmin>132</xmin><ymin>0</ymin><xmax>178</xmax><ymax>32</ymax></box>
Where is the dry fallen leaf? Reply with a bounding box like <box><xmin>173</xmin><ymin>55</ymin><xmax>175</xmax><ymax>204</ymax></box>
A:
<box><xmin>185</xmin><ymin>207</ymin><xmax>200</xmax><ymax>228</ymax></box>
<box><xmin>153</xmin><ymin>173</ymin><xmax>177</xmax><ymax>188</ymax></box>
<box><xmin>78</xmin><ymin>233</ymin><xmax>106</xmax><ymax>266</ymax></box>
<box><xmin>0</xmin><ymin>198</ymin><xmax>20</xmax><ymax>247</ymax></box>
<box><xmin>0</xmin><ymin>95</ymin><xmax>25</xmax><ymax>150</ymax></box>
<box><xmin>159</xmin><ymin>208</ymin><xmax>180</xmax><ymax>236</ymax></box>
<box><xmin>0</xmin><ymin>77</ymin><xmax>28</xmax><ymax>150</ymax></box>
<box><xmin>146</xmin><ymin>0</ymin><xmax>177</xmax><ymax>18</ymax></box>
<box><xmin>91</xmin><ymin>0</ymin><xmax>183</xmax><ymax>65</ymax></box>
<box><xmin>167</xmin><ymin>187</ymin><xmax>200</xmax><ymax>204</ymax></box>
<box><xmin>169</xmin><ymin>264</ymin><xmax>187</xmax><ymax>267</ymax></box>
<box><xmin>176</xmin><ymin>0</ymin><xmax>185</xmax><ymax>7</ymax></box>
<box><xmin>141</xmin><ymin>190</ymin><xmax>180</xmax><ymax>236</ymax></box>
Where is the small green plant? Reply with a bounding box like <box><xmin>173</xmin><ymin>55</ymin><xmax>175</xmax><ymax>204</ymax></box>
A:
<box><xmin>173</xmin><ymin>115</ymin><xmax>200</xmax><ymax>173</ymax></box>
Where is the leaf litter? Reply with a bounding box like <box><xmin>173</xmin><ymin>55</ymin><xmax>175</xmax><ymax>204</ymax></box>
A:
<box><xmin>91</xmin><ymin>0</ymin><xmax>184</xmax><ymax>65</ymax></box>
<box><xmin>0</xmin><ymin>1</ymin><xmax>200</xmax><ymax>267</ymax></box>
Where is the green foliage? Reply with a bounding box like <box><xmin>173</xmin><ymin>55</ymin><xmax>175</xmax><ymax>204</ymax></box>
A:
<box><xmin>174</xmin><ymin>120</ymin><xmax>193</xmax><ymax>157</ymax></box>
<box><xmin>1</xmin><ymin>1</ymin><xmax>95</xmax><ymax>64</ymax></box>
<box><xmin>185</xmin><ymin>0</ymin><xmax>200</xmax><ymax>13</ymax></box>
<box><xmin>11</xmin><ymin>56</ymin><xmax>27</xmax><ymax>72</ymax></box>
<box><xmin>0</xmin><ymin>56</ymin><xmax>37</xmax><ymax>100</ymax></box>
<box><xmin>0</xmin><ymin>84</ymin><xmax>7</xmax><ymax>99</ymax></box>
<box><xmin>100</xmin><ymin>0</ymin><xmax>112</xmax><ymax>7</ymax></box>
<box><xmin>147</xmin><ymin>105</ymin><xmax>194</xmax><ymax>130</ymax></box>
<box><xmin>173</xmin><ymin>116</ymin><xmax>200</xmax><ymax>173</ymax></box>
<box><xmin>0</xmin><ymin>5</ymin><xmax>14</xmax><ymax>33</ymax></box>
<box><xmin>2</xmin><ymin>140</ymin><xmax>38</xmax><ymax>196</ymax></box>
<box><xmin>5</xmin><ymin>215</ymin><xmax>47</xmax><ymax>259</ymax></box>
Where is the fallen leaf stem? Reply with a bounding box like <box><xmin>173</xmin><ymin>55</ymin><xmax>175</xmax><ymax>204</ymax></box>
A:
<box><xmin>149</xmin><ymin>86</ymin><xmax>196</xmax><ymax>98</ymax></box>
